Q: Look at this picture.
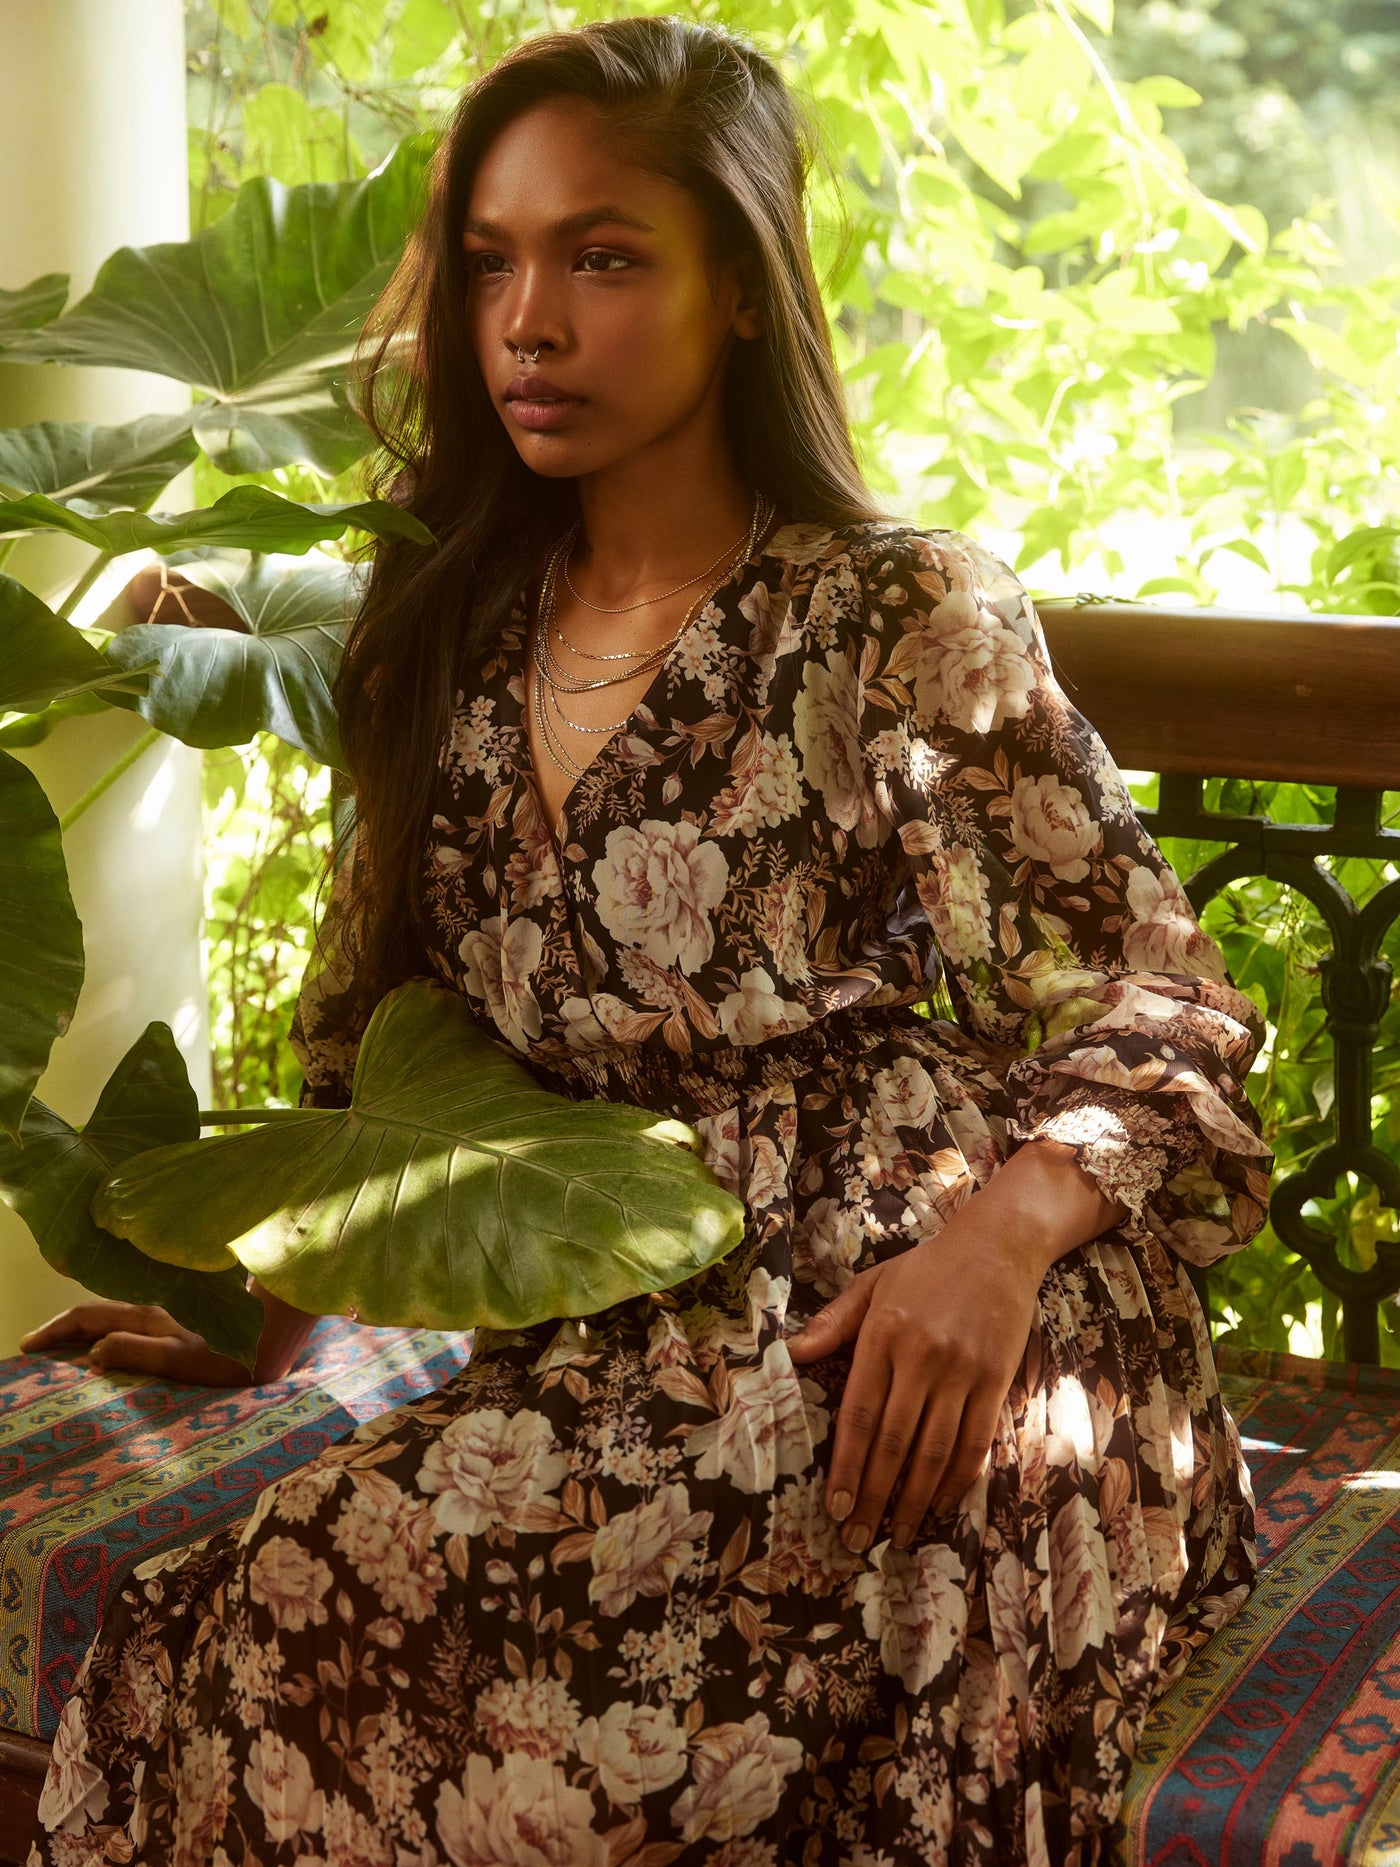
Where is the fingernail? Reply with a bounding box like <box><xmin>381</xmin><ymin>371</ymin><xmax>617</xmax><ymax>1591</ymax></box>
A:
<box><xmin>890</xmin><ymin>1524</ymin><xmax>911</xmax><ymax>1550</ymax></box>
<box><xmin>829</xmin><ymin>1489</ymin><xmax>852</xmax><ymax>1521</ymax></box>
<box><xmin>844</xmin><ymin>1522</ymin><xmax>871</xmax><ymax>1553</ymax></box>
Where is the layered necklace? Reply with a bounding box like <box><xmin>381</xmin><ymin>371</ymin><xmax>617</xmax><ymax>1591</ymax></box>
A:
<box><xmin>530</xmin><ymin>489</ymin><xmax>775</xmax><ymax>783</ymax></box>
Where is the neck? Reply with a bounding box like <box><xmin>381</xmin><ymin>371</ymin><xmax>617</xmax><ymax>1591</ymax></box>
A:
<box><xmin>568</xmin><ymin>447</ymin><xmax>760</xmax><ymax>606</ymax></box>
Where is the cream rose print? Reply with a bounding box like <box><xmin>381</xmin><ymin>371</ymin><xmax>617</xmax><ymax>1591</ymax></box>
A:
<box><xmin>39</xmin><ymin>521</ymin><xmax>1271</xmax><ymax>1867</ymax></box>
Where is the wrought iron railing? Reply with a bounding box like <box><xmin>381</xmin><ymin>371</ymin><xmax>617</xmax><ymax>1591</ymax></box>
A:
<box><xmin>1037</xmin><ymin>599</ymin><xmax>1400</xmax><ymax>1363</ymax></box>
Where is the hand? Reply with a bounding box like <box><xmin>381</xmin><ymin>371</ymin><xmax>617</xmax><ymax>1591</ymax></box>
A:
<box><xmin>19</xmin><ymin>1302</ymin><xmax>255</xmax><ymax>1387</ymax></box>
<box><xmin>785</xmin><ymin>1221</ymin><xmax>1047</xmax><ymax>1553</ymax></box>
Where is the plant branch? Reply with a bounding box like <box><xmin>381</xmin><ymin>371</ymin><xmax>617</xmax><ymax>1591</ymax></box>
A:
<box><xmin>199</xmin><ymin>1107</ymin><xmax>314</xmax><ymax>1125</ymax></box>
<box><xmin>57</xmin><ymin>725</ymin><xmax>162</xmax><ymax>832</ymax></box>
<box><xmin>56</xmin><ymin>550</ymin><xmax>115</xmax><ymax>622</ymax></box>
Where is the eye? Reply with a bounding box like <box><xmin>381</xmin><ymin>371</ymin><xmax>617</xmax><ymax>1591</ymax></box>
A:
<box><xmin>578</xmin><ymin>250</ymin><xmax>632</xmax><ymax>274</ymax></box>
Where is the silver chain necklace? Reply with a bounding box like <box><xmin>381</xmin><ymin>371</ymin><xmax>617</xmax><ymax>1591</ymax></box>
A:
<box><xmin>530</xmin><ymin>491</ymin><xmax>772</xmax><ymax>781</ymax></box>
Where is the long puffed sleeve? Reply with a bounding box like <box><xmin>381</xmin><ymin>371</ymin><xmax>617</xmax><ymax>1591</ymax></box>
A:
<box><xmin>856</xmin><ymin>527</ymin><xmax>1274</xmax><ymax>1266</ymax></box>
<box><xmin>288</xmin><ymin>828</ymin><xmax>378</xmax><ymax>1110</ymax></box>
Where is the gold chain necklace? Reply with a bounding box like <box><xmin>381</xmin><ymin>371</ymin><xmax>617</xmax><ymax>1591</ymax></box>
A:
<box><xmin>531</xmin><ymin>492</ymin><xmax>772</xmax><ymax>782</ymax></box>
<box><xmin>560</xmin><ymin>514</ymin><xmax>745</xmax><ymax>616</ymax></box>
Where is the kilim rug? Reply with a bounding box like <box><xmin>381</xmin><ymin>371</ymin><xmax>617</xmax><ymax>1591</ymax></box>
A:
<box><xmin>0</xmin><ymin>1317</ymin><xmax>472</xmax><ymax>1744</ymax></box>
<box><xmin>1116</xmin><ymin>1344</ymin><xmax>1400</xmax><ymax>1865</ymax></box>
<box><xmin>4</xmin><ymin>1328</ymin><xmax>1400</xmax><ymax>1862</ymax></box>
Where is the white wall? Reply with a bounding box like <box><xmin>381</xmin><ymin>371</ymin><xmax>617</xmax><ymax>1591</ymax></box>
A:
<box><xmin>0</xmin><ymin>0</ymin><xmax>208</xmax><ymax>1352</ymax></box>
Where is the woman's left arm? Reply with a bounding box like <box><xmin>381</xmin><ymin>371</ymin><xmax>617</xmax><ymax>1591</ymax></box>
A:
<box><xmin>786</xmin><ymin>526</ymin><xmax>1276</xmax><ymax>1553</ymax></box>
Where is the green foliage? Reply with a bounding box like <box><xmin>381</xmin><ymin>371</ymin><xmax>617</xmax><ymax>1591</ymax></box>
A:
<box><xmin>0</xmin><ymin>1023</ymin><xmax>263</xmax><ymax>1365</ymax></box>
<box><xmin>0</xmin><ymin>575</ymin><xmax>147</xmax><ymax>715</ymax></box>
<box><xmin>0</xmin><ymin>486</ymin><xmax>430</xmax><ymax>556</ymax></box>
<box><xmin>0</xmin><ymin>752</ymin><xmax>83</xmax><ymax>1140</ymax></box>
<box><xmin>0</xmin><ymin>415</ymin><xmax>200</xmax><ymax>511</ymax></box>
<box><xmin>93</xmin><ymin>983</ymin><xmax>747</xmax><ymax>1351</ymax></box>
<box><xmin>99</xmin><ymin>551</ymin><xmax>363</xmax><ymax>766</ymax></box>
<box><xmin>176</xmin><ymin>0</ymin><xmax>1399</xmax><ymax>1366</ymax></box>
<box><xmin>6</xmin><ymin>135</ymin><xmax>435</xmax><ymax>474</ymax></box>
<box><xmin>203</xmin><ymin>739</ymin><xmax>334</xmax><ymax>1111</ymax></box>
<box><xmin>0</xmin><ymin>0</ymin><xmax>1393</xmax><ymax>1358</ymax></box>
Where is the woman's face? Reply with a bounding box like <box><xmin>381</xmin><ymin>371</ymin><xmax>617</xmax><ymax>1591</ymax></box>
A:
<box><xmin>463</xmin><ymin>97</ymin><xmax>762</xmax><ymax>478</ymax></box>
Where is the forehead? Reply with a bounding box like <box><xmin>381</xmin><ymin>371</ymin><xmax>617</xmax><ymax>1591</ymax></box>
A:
<box><xmin>466</xmin><ymin>98</ymin><xmax>691</xmax><ymax>232</ymax></box>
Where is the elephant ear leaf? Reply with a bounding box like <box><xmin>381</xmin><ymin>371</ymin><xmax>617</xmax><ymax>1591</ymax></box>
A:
<box><xmin>0</xmin><ymin>1022</ymin><xmax>263</xmax><ymax>1368</ymax></box>
<box><xmin>97</xmin><ymin>549</ymin><xmax>363</xmax><ymax>765</ymax></box>
<box><xmin>0</xmin><ymin>574</ymin><xmax>148</xmax><ymax>716</ymax></box>
<box><xmin>0</xmin><ymin>273</ymin><xmax>68</xmax><ymax>345</ymax></box>
<box><xmin>93</xmin><ymin>981</ymin><xmax>747</xmax><ymax>1334</ymax></box>
<box><xmin>0</xmin><ymin>485</ymin><xmax>430</xmax><ymax>556</ymax></box>
<box><xmin>2</xmin><ymin>142</ymin><xmax>432</xmax><ymax>474</ymax></box>
<box><xmin>0</xmin><ymin>749</ymin><xmax>84</xmax><ymax>1139</ymax></box>
<box><xmin>0</xmin><ymin>413</ymin><xmax>198</xmax><ymax>511</ymax></box>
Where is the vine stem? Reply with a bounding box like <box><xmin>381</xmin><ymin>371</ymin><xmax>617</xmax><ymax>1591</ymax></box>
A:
<box><xmin>198</xmin><ymin>1108</ymin><xmax>314</xmax><ymax>1126</ymax></box>
<box><xmin>57</xmin><ymin>725</ymin><xmax>162</xmax><ymax>832</ymax></box>
<box><xmin>56</xmin><ymin>550</ymin><xmax>115</xmax><ymax>622</ymax></box>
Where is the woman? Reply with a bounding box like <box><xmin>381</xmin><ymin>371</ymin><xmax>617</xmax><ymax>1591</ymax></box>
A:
<box><xmin>25</xmin><ymin>14</ymin><xmax>1274</xmax><ymax>1864</ymax></box>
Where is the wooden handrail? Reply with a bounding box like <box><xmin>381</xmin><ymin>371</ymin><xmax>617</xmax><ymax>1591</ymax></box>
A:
<box><xmin>114</xmin><ymin>570</ymin><xmax>1400</xmax><ymax>793</ymax></box>
<box><xmin>1035</xmin><ymin>601</ymin><xmax>1400</xmax><ymax>791</ymax></box>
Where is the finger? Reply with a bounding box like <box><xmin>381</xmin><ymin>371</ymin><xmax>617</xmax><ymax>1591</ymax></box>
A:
<box><xmin>786</xmin><ymin>1274</ymin><xmax>878</xmax><ymax>1362</ymax></box>
<box><xmin>823</xmin><ymin>1331</ymin><xmax>894</xmax><ymax>1534</ymax></box>
<box><xmin>20</xmin><ymin>1303</ymin><xmax>153</xmax><ymax>1352</ymax></box>
<box><xmin>840</xmin><ymin>1370</ymin><xmax>933</xmax><ymax>1554</ymax></box>
<box><xmin>888</xmin><ymin>1389</ymin><xmax>974</xmax><ymax>1548</ymax></box>
<box><xmin>87</xmin><ymin>1332</ymin><xmax>187</xmax><ymax>1378</ymax></box>
<box><xmin>931</xmin><ymin>1387</ymin><xmax>1004</xmax><ymax>1518</ymax></box>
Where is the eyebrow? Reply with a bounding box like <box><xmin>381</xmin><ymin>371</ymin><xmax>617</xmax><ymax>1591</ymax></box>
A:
<box><xmin>462</xmin><ymin>205</ymin><xmax>656</xmax><ymax>241</ymax></box>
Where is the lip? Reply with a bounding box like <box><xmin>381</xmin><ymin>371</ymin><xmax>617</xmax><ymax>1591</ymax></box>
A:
<box><xmin>504</xmin><ymin>371</ymin><xmax>585</xmax><ymax>431</ymax></box>
<box><xmin>505</xmin><ymin>371</ymin><xmax>579</xmax><ymax>401</ymax></box>
<box><xmin>507</xmin><ymin>397</ymin><xmax>585</xmax><ymax>432</ymax></box>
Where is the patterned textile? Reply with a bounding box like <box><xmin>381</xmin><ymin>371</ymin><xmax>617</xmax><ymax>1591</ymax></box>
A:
<box><xmin>1117</xmin><ymin>1344</ymin><xmax>1400</xmax><ymax>1865</ymax></box>
<box><xmin>0</xmin><ymin>1319</ymin><xmax>471</xmax><ymax>1744</ymax></box>
<box><xmin>26</xmin><ymin>521</ymin><xmax>1274</xmax><ymax>1867</ymax></box>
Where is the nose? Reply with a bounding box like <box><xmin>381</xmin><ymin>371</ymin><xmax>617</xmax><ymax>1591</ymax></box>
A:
<box><xmin>497</xmin><ymin>262</ymin><xmax>566</xmax><ymax>366</ymax></box>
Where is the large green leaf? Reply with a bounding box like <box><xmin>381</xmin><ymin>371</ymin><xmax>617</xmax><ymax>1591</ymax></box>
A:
<box><xmin>0</xmin><ymin>274</ymin><xmax>68</xmax><ymax>343</ymax></box>
<box><xmin>0</xmin><ymin>414</ymin><xmax>198</xmax><ymax>511</ymax></box>
<box><xmin>99</xmin><ymin>550</ymin><xmax>361</xmax><ymax>764</ymax></box>
<box><xmin>0</xmin><ymin>575</ymin><xmax>153</xmax><ymax>716</ymax></box>
<box><xmin>0</xmin><ymin>485</ymin><xmax>431</xmax><ymax>556</ymax></box>
<box><xmin>94</xmin><ymin>982</ymin><xmax>747</xmax><ymax>1333</ymax></box>
<box><xmin>0</xmin><ymin>1023</ymin><xmax>262</xmax><ymax>1367</ymax></box>
<box><xmin>3</xmin><ymin>141</ymin><xmax>432</xmax><ymax>473</ymax></box>
<box><xmin>0</xmin><ymin>749</ymin><xmax>84</xmax><ymax>1140</ymax></box>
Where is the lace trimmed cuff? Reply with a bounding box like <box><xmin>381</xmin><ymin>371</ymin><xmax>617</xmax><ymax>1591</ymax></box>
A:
<box><xmin>1005</xmin><ymin>1083</ymin><xmax>1208</xmax><ymax>1227</ymax></box>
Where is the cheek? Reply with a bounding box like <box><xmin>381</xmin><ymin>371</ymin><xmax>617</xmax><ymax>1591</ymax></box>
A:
<box><xmin>587</xmin><ymin>280</ymin><xmax>724</xmax><ymax>381</ymax></box>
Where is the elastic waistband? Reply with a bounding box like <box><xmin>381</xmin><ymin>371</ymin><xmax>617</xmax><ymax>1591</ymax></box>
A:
<box><xmin>528</xmin><ymin>998</ymin><xmax>923</xmax><ymax>1120</ymax></box>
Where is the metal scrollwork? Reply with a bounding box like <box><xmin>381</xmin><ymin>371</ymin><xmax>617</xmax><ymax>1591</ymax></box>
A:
<box><xmin>1139</xmin><ymin>779</ymin><xmax>1400</xmax><ymax>1362</ymax></box>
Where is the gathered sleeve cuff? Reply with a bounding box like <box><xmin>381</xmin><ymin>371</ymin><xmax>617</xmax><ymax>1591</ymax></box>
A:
<box><xmin>855</xmin><ymin>526</ymin><xmax>1275</xmax><ymax>1267</ymax></box>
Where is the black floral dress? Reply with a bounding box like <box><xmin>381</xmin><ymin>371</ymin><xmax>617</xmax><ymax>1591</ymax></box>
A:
<box><xmin>29</xmin><ymin>518</ymin><xmax>1274</xmax><ymax>1867</ymax></box>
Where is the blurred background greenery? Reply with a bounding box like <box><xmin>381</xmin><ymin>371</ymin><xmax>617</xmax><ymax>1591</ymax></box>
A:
<box><xmin>183</xmin><ymin>0</ymin><xmax>1400</xmax><ymax>1362</ymax></box>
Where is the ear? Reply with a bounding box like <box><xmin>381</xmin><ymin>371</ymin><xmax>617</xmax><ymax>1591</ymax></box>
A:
<box><xmin>732</xmin><ymin>256</ymin><xmax>766</xmax><ymax>342</ymax></box>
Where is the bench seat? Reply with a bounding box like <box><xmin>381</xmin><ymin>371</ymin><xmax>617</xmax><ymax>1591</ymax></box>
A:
<box><xmin>0</xmin><ymin>1316</ymin><xmax>471</xmax><ymax>1863</ymax></box>
<box><xmin>1</xmin><ymin>1331</ymin><xmax>1398</xmax><ymax>1863</ymax></box>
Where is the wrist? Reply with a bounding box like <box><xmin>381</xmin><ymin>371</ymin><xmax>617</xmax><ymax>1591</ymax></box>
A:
<box><xmin>920</xmin><ymin>1137</ymin><xmax>1127</xmax><ymax>1279</ymax></box>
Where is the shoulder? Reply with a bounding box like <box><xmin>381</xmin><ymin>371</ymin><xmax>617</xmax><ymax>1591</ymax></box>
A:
<box><xmin>767</xmin><ymin>517</ymin><xmax>1037</xmax><ymax>636</ymax></box>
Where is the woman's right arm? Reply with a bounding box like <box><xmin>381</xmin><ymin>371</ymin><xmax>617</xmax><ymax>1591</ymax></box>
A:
<box><xmin>19</xmin><ymin>1278</ymin><xmax>321</xmax><ymax>1386</ymax></box>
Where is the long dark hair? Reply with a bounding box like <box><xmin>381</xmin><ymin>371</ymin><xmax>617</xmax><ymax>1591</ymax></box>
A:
<box><xmin>337</xmin><ymin>11</ymin><xmax>890</xmax><ymax>999</ymax></box>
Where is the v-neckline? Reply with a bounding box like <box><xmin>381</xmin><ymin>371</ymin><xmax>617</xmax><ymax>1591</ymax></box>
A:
<box><xmin>513</xmin><ymin>517</ymin><xmax>783</xmax><ymax>856</ymax></box>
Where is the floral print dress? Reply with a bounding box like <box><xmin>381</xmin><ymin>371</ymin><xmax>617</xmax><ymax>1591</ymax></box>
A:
<box><xmin>30</xmin><ymin>518</ymin><xmax>1275</xmax><ymax>1867</ymax></box>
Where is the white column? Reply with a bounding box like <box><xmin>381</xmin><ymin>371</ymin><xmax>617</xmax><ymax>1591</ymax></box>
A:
<box><xmin>0</xmin><ymin>0</ymin><xmax>209</xmax><ymax>1353</ymax></box>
